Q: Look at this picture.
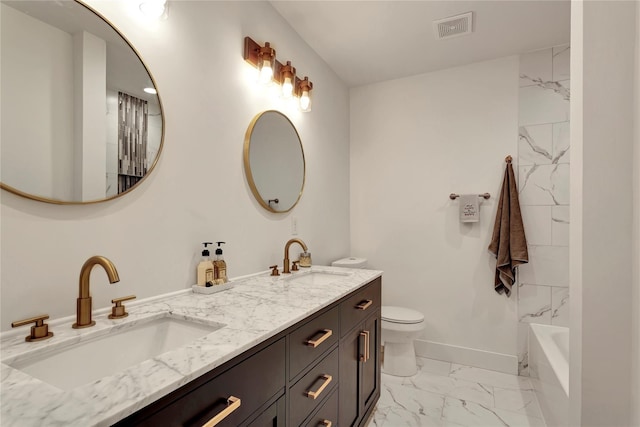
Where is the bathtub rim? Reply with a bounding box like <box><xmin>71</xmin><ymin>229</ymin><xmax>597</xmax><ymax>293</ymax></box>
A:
<box><xmin>529</xmin><ymin>323</ymin><xmax>570</xmax><ymax>396</ymax></box>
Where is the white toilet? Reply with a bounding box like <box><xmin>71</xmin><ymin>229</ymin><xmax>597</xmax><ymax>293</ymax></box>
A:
<box><xmin>331</xmin><ymin>257</ymin><xmax>426</xmax><ymax>377</ymax></box>
<box><xmin>381</xmin><ymin>306</ymin><xmax>425</xmax><ymax>377</ymax></box>
<box><xmin>331</xmin><ymin>257</ymin><xmax>368</xmax><ymax>269</ymax></box>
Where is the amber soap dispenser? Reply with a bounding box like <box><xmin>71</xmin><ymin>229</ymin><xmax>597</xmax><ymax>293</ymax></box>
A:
<box><xmin>213</xmin><ymin>241</ymin><xmax>228</xmax><ymax>284</ymax></box>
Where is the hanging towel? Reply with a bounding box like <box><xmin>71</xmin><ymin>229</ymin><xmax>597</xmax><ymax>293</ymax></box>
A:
<box><xmin>459</xmin><ymin>194</ymin><xmax>480</xmax><ymax>223</ymax></box>
<box><xmin>488</xmin><ymin>162</ymin><xmax>528</xmax><ymax>297</ymax></box>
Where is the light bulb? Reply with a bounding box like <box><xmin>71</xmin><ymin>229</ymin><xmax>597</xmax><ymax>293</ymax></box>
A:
<box><xmin>299</xmin><ymin>89</ymin><xmax>311</xmax><ymax>111</ymax></box>
<box><xmin>282</xmin><ymin>76</ymin><xmax>294</xmax><ymax>98</ymax></box>
<box><xmin>139</xmin><ymin>0</ymin><xmax>166</xmax><ymax>18</ymax></box>
<box><xmin>143</xmin><ymin>87</ymin><xmax>157</xmax><ymax>94</ymax></box>
<box><xmin>258</xmin><ymin>62</ymin><xmax>273</xmax><ymax>85</ymax></box>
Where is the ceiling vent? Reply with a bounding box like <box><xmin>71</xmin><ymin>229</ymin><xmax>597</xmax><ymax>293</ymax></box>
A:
<box><xmin>433</xmin><ymin>12</ymin><xmax>474</xmax><ymax>40</ymax></box>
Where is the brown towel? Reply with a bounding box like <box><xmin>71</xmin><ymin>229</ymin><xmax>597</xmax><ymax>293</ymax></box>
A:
<box><xmin>488</xmin><ymin>162</ymin><xmax>528</xmax><ymax>296</ymax></box>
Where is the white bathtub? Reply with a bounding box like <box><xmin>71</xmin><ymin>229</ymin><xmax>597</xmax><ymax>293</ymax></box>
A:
<box><xmin>529</xmin><ymin>324</ymin><xmax>569</xmax><ymax>427</ymax></box>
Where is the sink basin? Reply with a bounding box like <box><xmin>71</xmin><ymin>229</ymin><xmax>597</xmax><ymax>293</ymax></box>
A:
<box><xmin>8</xmin><ymin>317</ymin><xmax>223</xmax><ymax>391</ymax></box>
<box><xmin>285</xmin><ymin>271</ymin><xmax>351</xmax><ymax>286</ymax></box>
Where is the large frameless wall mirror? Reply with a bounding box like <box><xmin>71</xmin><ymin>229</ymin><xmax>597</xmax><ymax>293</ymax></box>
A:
<box><xmin>244</xmin><ymin>111</ymin><xmax>305</xmax><ymax>213</ymax></box>
<box><xmin>0</xmin><ymin>0</ymin><xmax>164</xmax><ymax>204</ymax></box>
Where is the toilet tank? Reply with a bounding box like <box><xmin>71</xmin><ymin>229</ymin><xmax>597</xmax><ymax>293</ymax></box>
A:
<box><xmin>331</xmin><ymin>257</ymin><xmax>367</xmax><ymax>269</ymax></box>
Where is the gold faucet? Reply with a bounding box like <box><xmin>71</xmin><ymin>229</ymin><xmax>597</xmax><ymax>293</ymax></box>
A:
<box><xmin>73</xmin><ymin>256</ymin><xmax>120</xmax><ymax>329</ymax></box>
<box><xmin>283</xmin><ymin>238</ymin><xmax>308</xmax><ymax>274</ymax></box>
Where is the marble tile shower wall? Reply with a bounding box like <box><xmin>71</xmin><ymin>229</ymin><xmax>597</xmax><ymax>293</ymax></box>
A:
<box><xmin>517</xmin><ymin>45</ymin><xmax>570</xmax><ymax>376</ymax></box>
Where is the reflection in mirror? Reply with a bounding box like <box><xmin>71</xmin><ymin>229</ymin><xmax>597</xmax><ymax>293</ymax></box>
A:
<box><xmin>244</xmin><ymin>111</ymin><xmax>305</xmax><ymax>213</ymax></box>
<box><xmin>0</xmin><ymin>0</ymin><xmax>164</xmax><ymax>204</ymax></box>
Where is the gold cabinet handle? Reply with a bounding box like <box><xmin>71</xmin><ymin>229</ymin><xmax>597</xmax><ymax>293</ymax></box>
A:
<box><xmin>355</xmin><ymin>299</ymin><xmax>373</xmax><ymax>310</ymax></box>
<box><xmin>202</xmin><ymin>396</ymin><xmax>241</xmax><ymax>427</ymax></box>
<box><xmin>359</xmin><ymin>330</ymin><xmax>371</xmax><ymax>362</ymax></box>
<box><xmin>321</xmin><ymin>420</ymin><xmax>333</xmax><ymax>427</ymax></box>
<box><xmin>305</xmin><ymin>329</ymin><xmax>333</xmax><ymax>348</ymax></box>
<box><xmin>11</xmin><ymin>314</ymin><xmax>54</xmax><ymax>342</ymax></box>
<box><xmin>364</xmin><ymin>330</ymin><xmax>370</xmax><ymax>362</ymax></box>
<box><xmin>359</xmin><ymin>331</ymin><xmax>367</xmax><ymax>362</ymax></box>
<box><xmin>109</xmin><ymin>295</ymin><xmax>136</xmax><ymax>319</ymax></box>
<box><xmin>305</xmin><ymin>374</ymin><xmax>332</xmax><ymax>400</ymax></box>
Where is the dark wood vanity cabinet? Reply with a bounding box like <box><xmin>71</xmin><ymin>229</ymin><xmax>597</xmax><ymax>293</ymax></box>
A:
<box><xmin>114</xmin><ymin>277</ymin><xmax>381</xmax><ymax>427</ymax></box>
<box><xmin>339</xmin><ymin>280</ymin><xmax>382</xmax><ymax>427</ymax></box>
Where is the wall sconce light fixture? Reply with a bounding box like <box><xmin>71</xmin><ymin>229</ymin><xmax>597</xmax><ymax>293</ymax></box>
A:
<box><xmin>243</xmin><ymin>36</ymin><xmax>314</xmax><ymax>112</ymax></box>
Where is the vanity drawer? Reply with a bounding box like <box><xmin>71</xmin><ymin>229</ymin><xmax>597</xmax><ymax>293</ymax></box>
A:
<box><xmin>133</xmin><ymin>338</ymin><xmax>285</xmax><ymax>427</ymax></box>
<box><xmin>290</xmin><ymin>306</ymin><xmax>339</xmax><ymax>379</ymax></box>
<box><xmin>340</xmin><ymin>278</ymin><xmax>381</xmax><ymax>337</ymax></box>
<box><xmin>304</xmin><ymin>388</ymin><xmax>338</xmax><ymax>427</ymax></box>
<box><xmin>290</xmin><ymin>347</ymin><xmax>339</xmax><ymax>426</ymax></box>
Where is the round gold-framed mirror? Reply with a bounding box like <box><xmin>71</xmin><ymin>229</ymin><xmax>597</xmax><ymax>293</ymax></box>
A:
<box><xmin>243</xmin><ymin>110</ymin><xmax>305</xmax><ymax>213</ymax></box>
<box><xmin>0</xmin><ymin>0</ymin><xmax>165</xmax><ymax>204</ymax></box>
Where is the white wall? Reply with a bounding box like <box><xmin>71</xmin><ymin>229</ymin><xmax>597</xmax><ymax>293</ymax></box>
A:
<box><xmin>570</xmin><ymin>1</ymin><xmax>637</xmax><ymax>425</ymax></box>
<box><xmin>516</xmin><ymin>45</ymin><xmax>571</xmax><ymax>377</ymax></box>
<box><xmin>351</xmin><ymin>56</ymin><xmax>520</xmax><ymax>372</ymax></box>
<box><xmin>0</xmin><ymin>4</ymin><xmax>75</xmax><ymax>200</ymax></box>
<box><xmin>0</xmin><ymin>1</ymin><xmax>351</xmax><ymax>330</ymax></box>
<box><xmin>73</xmin><ymin>31</ymin><xmax>107</xmax><ymax>201</ymax></box>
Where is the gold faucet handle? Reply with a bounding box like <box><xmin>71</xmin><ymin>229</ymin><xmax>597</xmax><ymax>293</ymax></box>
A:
<box><xmin>11</xmin><ymin>314</ymin><xmax>54</xmax><ymax>342</ymax></box>
<box><xmin>269</xmin><ymin>265</ymin><xmax>280</xmax><ymax>276</ymax></box>
<box><xmin>292</xmin><ymin>260</ymin><xmax>300</xmax><ymax>271</ymax></box>
<box><xmin>109</xmin><ymin>295</ymin><xmax>136</xmax><ymax>319</ymax></box>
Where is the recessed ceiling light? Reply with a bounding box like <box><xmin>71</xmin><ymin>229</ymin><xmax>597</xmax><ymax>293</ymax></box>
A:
<box><xmin>143</xmin><ymin>87</ymin><xmax>157</xmax><ymax>94</ymax></box>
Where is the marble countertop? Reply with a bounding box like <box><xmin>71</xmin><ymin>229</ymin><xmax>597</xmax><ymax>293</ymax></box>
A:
<box><xmin>0</xmin><ymin>266</ymin><xmax>382</xmax><ymax>427</ymax></box>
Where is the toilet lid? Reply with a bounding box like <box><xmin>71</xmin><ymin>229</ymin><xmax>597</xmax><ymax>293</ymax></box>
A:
<box><xmin>381</xmin><ymin>306</ymin><xmax>424</xmax><ymax>324</ymax></box>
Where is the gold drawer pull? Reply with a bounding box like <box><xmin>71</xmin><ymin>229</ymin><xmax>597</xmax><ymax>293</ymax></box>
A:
<box><xmin>321</xmin><ymin>420</ymin><xmax>333</xmax><ymax>427</ymax></box>
<box><xmin>305</xmin><ymin>374</ymin><xmax>332</xmax><ymax>400</ymax></box>
<box><xmin>202</xmin><ymin>396</ymin><xmax>241</xmax><ymax>427</ymax></box>
<box><xmin>305</xmin><ymin>329</ymin><xmax>333</xmax><ymax>348</ymax></box>
<box><xmin>355</xmin><ymin>299</ymin><xmax>373</xmax><ymax>310</ymax></box>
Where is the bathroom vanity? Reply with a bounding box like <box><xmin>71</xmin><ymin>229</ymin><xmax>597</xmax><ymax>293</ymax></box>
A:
<box><xmin>0</xmin><ymin>267</ymin><xmax>381</xmax><ymax>427</ymax></box>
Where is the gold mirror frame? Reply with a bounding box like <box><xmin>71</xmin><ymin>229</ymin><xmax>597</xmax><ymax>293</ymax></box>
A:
<box><xmin>0</xmin><ymin>0</ymin><xmax>165</xmax><ymax>205</ymax></box>
<box><xmin>243</xmin><ymin>110</ymin><xmax>305</xmax><ymax>213</ymax></box>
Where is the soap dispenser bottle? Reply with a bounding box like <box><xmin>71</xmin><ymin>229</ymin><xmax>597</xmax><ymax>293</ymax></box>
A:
<box><xmin>213</xmin><ymin>241</ymin><xmax>228</xmax><ymax>285</ymax></box>
<box><xmin>197</xmin><ymin>242</ymin><xmax>215</xmax><ymax>287</ymax></box>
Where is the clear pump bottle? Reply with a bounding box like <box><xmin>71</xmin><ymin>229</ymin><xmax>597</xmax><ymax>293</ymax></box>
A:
<box><xmin>197</xmin><ymin>242</ymin><xmax>215</xmax><ymax>286</ymax></box>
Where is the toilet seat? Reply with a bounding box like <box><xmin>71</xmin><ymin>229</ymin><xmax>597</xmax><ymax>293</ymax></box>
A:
<box><xmin>382</xmin><ymin>306</ymin><xmax>424</xmax><ymax>324</ymax></box>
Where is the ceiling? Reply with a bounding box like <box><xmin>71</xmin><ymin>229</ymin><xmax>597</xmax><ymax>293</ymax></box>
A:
<box><xmin>270</xmin><ymin>1</ymin><xmax>571</xmax><ymax>87</ymax></box>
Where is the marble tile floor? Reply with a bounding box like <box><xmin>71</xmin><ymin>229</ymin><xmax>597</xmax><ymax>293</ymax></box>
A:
<box><xmin>366</xmin><ymin>357</ymin><xmax>546</xmax><ymax>427</ymax></box>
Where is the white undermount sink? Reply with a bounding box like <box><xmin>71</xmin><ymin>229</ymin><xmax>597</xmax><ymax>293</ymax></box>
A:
<box><xmin>8</xmin><ymin>316</ymin><xmax>223</xmax><ymax>391</ymax></box>
<box><xmin>285</xmin><ymin>270</ymin><xmax>352</xmax><ymax>286</ymax></box>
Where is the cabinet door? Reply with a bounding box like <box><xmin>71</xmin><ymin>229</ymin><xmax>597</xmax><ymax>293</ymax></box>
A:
<box><xmin>338</xmin><ymin>325</ymin><xmax>366</xmax><ymax>427</ymax></box>
<box><xmin>338</xmin><ymin>311</ymin><xmax>381</xmax><ymax>427</ymax></box>
<box><xmin>361</xmin><ymin>311</ymin><xmax>380</xmax><ymax>415</ymax></box>
<box><xmin>245</xmin><ymin>397</ymin><xmax>285</xmax><ymax>427</ymax></box>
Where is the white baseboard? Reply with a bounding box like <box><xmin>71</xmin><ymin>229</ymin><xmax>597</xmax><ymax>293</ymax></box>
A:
<box><xmin>414</xmin><ymin>339</ymin><xmax>519</xmax><ymax>375</ymax></box>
